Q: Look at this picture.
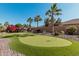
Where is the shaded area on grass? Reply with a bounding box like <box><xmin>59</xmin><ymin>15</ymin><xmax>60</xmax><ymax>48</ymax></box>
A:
<box><xmin>2</xmin><ymin>33</ymin><xmax>35</xmax><ymax>38</ymax></box>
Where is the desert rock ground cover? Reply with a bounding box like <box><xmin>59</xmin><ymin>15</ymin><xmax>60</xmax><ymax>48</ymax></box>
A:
<box><xmin>0</xmin><ymin>38</ymin><xmax>24</xmax><ymax>56</ymax></box>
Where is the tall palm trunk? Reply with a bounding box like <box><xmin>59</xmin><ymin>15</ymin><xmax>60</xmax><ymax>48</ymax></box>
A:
<box><xmin>51</xmin><ymin>15</ymin><xmax>55</xmax><ymax>35</ymax></box>
<box><xmin>29</xmin><ymin>22</ymin><xmax>31</xmax><ymax>30</ymax></box>
<box><xmin>37</xmin><ymin>21</ymin><xmax>38</xmax><ymax>27</ymax></box>
<box><xmin>52</xmin><ymin>23</ymin><xmax>54</xmax><ymax>35</ymax></box>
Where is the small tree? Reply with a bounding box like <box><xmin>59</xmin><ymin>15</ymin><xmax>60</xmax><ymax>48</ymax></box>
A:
<box><xmin>15</xmin><ymin>23</ymin><xmax>23</xmax><ymax>27</ymax></box>
<box><xmin>66</xmin><ymin>26</ymin><xmax>77</xmax><ymax>35</ymax></box>
<box><xmin>23</xmin><ymin>24</ymin><xmax>28</xmax><ymax>27</ymax></box>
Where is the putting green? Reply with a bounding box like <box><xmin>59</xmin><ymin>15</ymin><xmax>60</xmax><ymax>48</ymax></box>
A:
<box><xmin>19</xmin><ymin>35</ymin><xmax>72</xmax><ymax>47</ymax></box>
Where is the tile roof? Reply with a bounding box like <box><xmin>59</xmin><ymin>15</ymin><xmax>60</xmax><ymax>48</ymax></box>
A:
<box><xmin>62</xmin><ymin>18</ymin><xmax>79</xmax><ymax>25</ymax></box>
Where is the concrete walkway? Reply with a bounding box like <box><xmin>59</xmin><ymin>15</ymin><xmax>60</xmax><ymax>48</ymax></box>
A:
<box><xmin>0</xmin><ymin>38</ymin><xmax>24</xmax><ymax>56</ymax></box>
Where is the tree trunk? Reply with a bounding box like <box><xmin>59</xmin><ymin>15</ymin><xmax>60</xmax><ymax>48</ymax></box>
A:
<box><xmin>51</xmin><ymin>15</ymin><xmax>55</xmax><ymax>35</ymax></box>
<box><xmin>29</xmin><ymin>22</ymin><xmax>31</xmax><ymax>31</ymax></box>
<box><xmin>37</xmin><ymin>21</ymin><xmax>38</xmax><ymax>27</ymax></box>
<box><xmin>30</xmin><ymin>23</ymin><xmax>31</xmax><ymax>28</ymax></box>
<box><xmin>52</xmin><ymin>24</ymin><xmax>54</xmax><ymax>35</ymax></box>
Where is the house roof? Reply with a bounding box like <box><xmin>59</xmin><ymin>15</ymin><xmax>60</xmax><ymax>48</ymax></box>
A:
<box><xmin>62</xmin><ymin>18</ymin><xmax>79</xmax><ymax>25</ymax></box>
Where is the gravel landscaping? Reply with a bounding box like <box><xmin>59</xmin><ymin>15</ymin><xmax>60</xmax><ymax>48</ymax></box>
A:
<box><xmin>58</xmin><ymin>35</ymin><xmax>79</xmax><ymax>41</ymax></box>
<box><xmin>0</xmin><ymin>38</ymin><xmax>24</xmax><ymax>56</ymax></box>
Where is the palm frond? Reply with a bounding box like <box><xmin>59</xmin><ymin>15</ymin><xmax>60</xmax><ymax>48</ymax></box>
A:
<box><xmin>55</xmin><ymin>12</ymin><xmax>62</xmax><ymax>16</ymax></box>
<box><xmin>34</xmin><ymin>15</ymin><xmax>42</xmax><ymax>22</ymax></box>
<box><xmin>52</xmin><ymin>3</ymin><xmax>57</xmax><ymax>9</ymax></box>
<box><xmin>45</xmin><ymin>10</ymin><xmax>51</xmax><ymax>16</ymax></box>
<box><xmin>27</xmin><ymin>17</ymin><xmax>33</xmax><ymax>22</ymax></box>
<box><xmin>55</xmin><ymin>18</ymin><xmax>62</xmax><ymax>26</ymax></box>
<box><xmin>56</xmin><ymin>9</ymin><xmax>62</xmax><ymax>12</ymax></box>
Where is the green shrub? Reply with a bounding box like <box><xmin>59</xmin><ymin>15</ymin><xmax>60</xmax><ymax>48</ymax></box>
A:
<box><xmin>54</xmin><ymin>31</ymin><xmax>60</xmax><ymax>36</ymax></box>
<box><xmin>15</xmin><ymin>23</ymin><xmax>23</xmax><ymax>27</ymax></box>
<box><xmin>60</xmin><ymin>31</ymin><xmax>65</xmax><ymax>35</ymax></box>
<box><xmin>66</xmin><ymin>26</ymin><xmax>77</xmax><ymax>35</ymax></box>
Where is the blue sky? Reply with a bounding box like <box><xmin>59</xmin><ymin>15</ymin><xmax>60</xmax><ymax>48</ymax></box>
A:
<box><xmin>0</xmin><ymin>3</ymin><xmax>79</xmax><ymax>27</ymax></box>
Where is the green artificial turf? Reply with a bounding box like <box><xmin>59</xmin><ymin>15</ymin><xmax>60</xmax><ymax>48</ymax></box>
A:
<box><xmin>19</xmin><ymin>35</ymin><xmax>72</xmax><ymax>47</ymax></box>
<box><xmin>2</xmin><ymin>32</ymin><xmax>79</xmax><ymax>56</ymax></box>
<box><xmin>9</xmin><ymin>37</ymin><xmax>79</xmax><ymax>56</ymax></box>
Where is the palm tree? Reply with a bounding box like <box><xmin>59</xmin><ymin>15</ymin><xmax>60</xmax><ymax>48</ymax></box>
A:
<box><xmin>44</xmin><ymin>18</ymin><xmax>50</xmax><ymax>27</ymax></box>
<box><xmin>4</xmin><ymin>21</ymin><xmax>9</xmax><ymax>27</ymax></box>
<box><xmin>27</xmin><ymin>17</ymin><xmax>33</xmax><ymax>28</ymax></box>
<box><xmin>55</xmin><ymin>18</ymin><xmax>62</xmax><ymax>26</ymax></box>
<box><xmin>45</xmin><ymin>3</ymin><xmax>62</xmax><ymax>34</ymax></box>
<box><xmin>34</xmin><ymin>15</ymin><xmax>42</xmax><ymax>27</ymax></box>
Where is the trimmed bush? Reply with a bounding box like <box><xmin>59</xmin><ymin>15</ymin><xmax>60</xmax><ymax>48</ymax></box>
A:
<box><xmin>16</xmin><ymin>27</ymin><xmax>25</xmax><ymax>32</ymax></box>
<box><xmin>6</xmin><ymin>25</ymin><xmax>17</xmax><ymax>32</ymax></box>
<box><xmin>66</xmin><ymin>26</ymin><xmax>77</xmax><ymax>35</ymax></box>
<box><xmin>54</xmin><ymin>31</ymin><xmax>60</xmax><ymax>36</ymax></box>
<box><xmin>60</xmin><ymin>31</ymin><xmax>65</xmax><ymax>35</ymax></box>
<box><xmin>6</xmin><ymin>25</ymin><xmax>26</xmax><ymax>32</ymax></box>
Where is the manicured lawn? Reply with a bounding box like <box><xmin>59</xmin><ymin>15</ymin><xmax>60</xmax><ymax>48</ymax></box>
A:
<box><xmin>1</xmin><ymin>32</ymin><xmax>79</xmax><ymax>56</ymax></box>
<box><xmin>19</xmin><ymin>35</ymin><xmax>72</xmax><ymax>47</ymax></box>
